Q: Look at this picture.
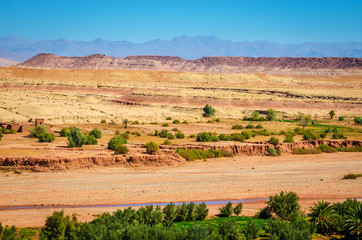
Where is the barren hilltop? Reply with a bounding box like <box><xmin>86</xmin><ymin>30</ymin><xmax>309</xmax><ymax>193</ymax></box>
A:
<box><xmin>15</xmin><ymin>53</ymin><xmax>362</xmax><ymax>74</ymax></box>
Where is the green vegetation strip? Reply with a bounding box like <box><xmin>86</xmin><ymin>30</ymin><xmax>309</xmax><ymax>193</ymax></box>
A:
<box><xmin>176</xmin><ymin>148</ymin><xmax>233</xmax><ymax>161</ymax></box>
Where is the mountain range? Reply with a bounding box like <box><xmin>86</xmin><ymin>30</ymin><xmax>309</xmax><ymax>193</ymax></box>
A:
<box><xmin>1</xmin><ymin>35</ymin><xmax>362</xmax><ymax>62</ymax></box>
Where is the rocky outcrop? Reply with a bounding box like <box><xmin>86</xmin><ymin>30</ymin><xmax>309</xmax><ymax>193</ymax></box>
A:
<box><xmin>14</xmin><ymin>54</ymin><xmax>362</xmax><ymax>74</ymax></box>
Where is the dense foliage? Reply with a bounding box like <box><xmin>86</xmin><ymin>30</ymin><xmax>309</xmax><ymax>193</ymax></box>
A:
<box><xmin>67</xmin><ymin>127</ymin><xmax>86</xmax><ymax>148</ymax></box>
<box><xmin>196</xmin><ymin>132</ymin><xmax>219</xmax><ymax>142</ymax></box>
<box><xmin>89</xmin><ymin>128</ymin><xmax>102</xmax><ymax>139</ymax></box>
<box><xmin>203</xmin><ymin>104</ymin><xmax>216</xmax><ymax>117</ymax></box>
<box><xmin>107</xmin><ymin>135</ymin><xmax>128</xmax><ymax>150</ymax></box>
<box><xmin>144</xmin><ymin>142</ymin><xmax>159</xmax><ymax>154</ymax></box>
<box><xmin>176</xmin><ymin>148</ymin><xmax>232</xmax><ymax>161</ymax></box>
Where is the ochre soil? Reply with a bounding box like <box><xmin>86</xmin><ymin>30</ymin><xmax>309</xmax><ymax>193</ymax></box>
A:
<box><xmin>0</xmin><ymin>153</ymin><xmax>361</xmax><ymax>227</ymax></box>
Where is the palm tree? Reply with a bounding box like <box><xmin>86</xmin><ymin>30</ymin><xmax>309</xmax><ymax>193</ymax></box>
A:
<box><xmin>309</xmin><ymin>200</ymin><xmax>338</xmax><ymax>235</ymax></box>
<box><xmin>342</xmin><ymin>203</ymin><xmax>362</xmax><ymax>239</ymax></box>
<box><xmin>122</xmin><ymin>119</ymin><xmax>129</xmax><ymax>129</ymax></box>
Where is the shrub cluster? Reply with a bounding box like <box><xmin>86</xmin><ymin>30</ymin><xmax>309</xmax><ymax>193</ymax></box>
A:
<box><xmin>203</xmin><ymin>104</ymin><xmax>215</xmax><ymax>117</ymax></box>
<box><xmin>231</xmin><ymin>124</ymin><xmax>244</xmax><ymax>129</ymax></box>
<box><xmin>354</xmin><ymin>116</ymin><xmax>362</xmax><ymax>124</ymax></box>
<box><xmin>67</xmin><ymin>127</ymin><xmax>86</xmax><ymax>147</ymax></box>
<box><xmin>317</xmin><ymin>144</ymin><xmax>338</xmax><ymax>153</ymax></box>
<box><xmin>293</xmin><ymin>148</ymin><xmax>322</xmax><ymax>154</ymax></box>
<box><xmin>196</xmin><ymin>132</ymin><xmax>219</xmax><ymax>142</ymax></box>
<box><xmin>60</xmin><ymin>128</ymin><xmax>69</xmax><ymax>137</ymax></box>
<box><xmin>342</xmin><ymin>173</ymin><xmax>362</xmax><ymax>179</ymax></box>
<box><xmin>85</xmin><ymin>135</ymin><xmax>97</xmax><ymax>145</ymax></box>
<box><xmin>332</xmin><ymin>133</ymin><xmax>347</xmax><ymax>139</ymax></box>
<box><xmin>219</xmin><ymin>202</ymin><xmax>243</xmax><ymax>217</ymax></box>
<box><xmin>89</xmin><ymin>128</ymin><xmax>102</xmax><ymax>139</ymax></box>
<box><xmin>176</xmin><ymin>148</ymin><xmax>233</xmax><ymax>161</ymax></box>
<box><xmin>38</xmin><ymin>132</ymin><xmax>55</xmax><ymax>142</ymax></box>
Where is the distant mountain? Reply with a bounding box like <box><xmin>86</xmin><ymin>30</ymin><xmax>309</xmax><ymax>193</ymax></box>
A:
<box><xmin>1</xmin><ymin>35</ymin><xmax>362</xmax><ymax>62</ymax></box>
<box><xmin>14</xmin><ymin>53</ymin><xmax>362</xmax><ymax>74</ymax></box>
<box><xmin>0</xmin><ymin>57</ymin><xmax>18</xmax><ymax>67</ymax></box>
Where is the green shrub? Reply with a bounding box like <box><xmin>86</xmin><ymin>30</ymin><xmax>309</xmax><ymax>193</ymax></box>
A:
<box><xmin>320</xmin><ymin>132</ymin><xmax>326</xmax><ymax>138</ymax></box>
<box><xmin>29</xmin><ymin>124</ymin><xmax>48</xmax><ymax>138</ymax></box>
<box><xmin>245</xmin><ymin>124</ymin><xmax>255</xmax><ymax>129</ymax></box>
<box><xmin>265</xmin><ymin>191</ymin><xmax>302</xmax><ymax>221</ymax></box>
<box><xmin>172</xmin><ymin>127</ymin><xmax>179</xmax><ymax>132</ymax></box>
<box><xmin>2</xmin><ymin>129</ymin><xmax>16</xmax><ymax>134</ymax></box>
<box><xmin>219</xmin><ymin>201</ymin><xmax>233</xmax><ymax>217</ymax></box>
<box><xmin>242</xmin><ymin>131</ymin><xmax>252</xmax><ymax>139</ymax></box>
<box><xmin>159</xmin><ymin>129</ymin><xmax>168</xmax><ymax>138</ymax></box>
<box><xmin>233</xmin><ymin>203</ymin><xmax>243</xmax><ymax>216</ymax></box>
<box><xmin>107</xmin><ymin>135</ymin><xmax>127</xmax><ymax>150</ymax></box>
<box><xmin>203</xmin><ymin>104</ymin><xmax>215</xmax><ymax>117</ymax></box>
<box><xmin>182</xmin><ymin>120</ymin><xmax>189</xmax><ymax>124</ymax></box>
<box><xmin>175</xmin><ymin>132</ymin><xmax>185</xmax><ymax>139</ymax></box>
<box><xmin>188</xmin><ymin>134</ymin><xmax>196</xmax><ymax>138</ymax></box>
<box><xmin>176</xmin><ymin>149</ymin><xmax>232</xmax><ymax>161</ymax></box>
<box><xmin>166</xmin><ymin>116</ymin><xmax>172</xmax><ymax>120</ymax></box>
<box><xmin>342</xmin><ymin>173</ymin><xmax>362</xmax><ymax>179</ymax></box>
<box><xmin>268</xmin><ymin>137</ymin><xmax>279</xmax><ymax>146</ymax></box>
<box><xmin>196</xmin><ymin>132</ymin><xmax>219</xmax><ymax>142</ymax></box>
<box><xmin>230</xmin><ymin>133</ymin><xmax>245</xmax><ymax>142</ymax></box>
<box><xmin>293</xmin><ymin>148</ymin><xmax>322</xmax><ymax>154</ymax></box>
<box><xmin>277</xmin><ymin>149</ymin><xmax>282</xmax><ymax>156</ymax></box>
<box><xmin>40</xmin><ymin>210</ymin><xmax>80</xmax><ymax>240</ymax></box>
<box><xmin>339</xmin><ymin>116</ymin><xmax>345</xmax><ymax>121</ymax></box>
<box><xmin>242</xmin><ymin>221</ymin><xmax>260</xmax><ymax>240</ymax></box>
<box><xmin>283</xmin><ymin>134</ymin><xmax>294</xmax><ymax>143</ymax></box>
<box><xmin>332</xmin><ymin>127</ymin><xmax>338</xmax><ymax>133</ymax></box>
<box><xmin>265</xmin><ymin>218</ymin><xmax>313</xmax><ymax>240</ymax></box>
<box><xmin>67</xmin><ymin>127</ymin><xmax>86</xmax><ymax>148</ymax></box>
<box><xmin>195</xmin><ymin>202</ymin><xmax>209</xmax><ymax>220</ymax></box>
<box><xmin>144</xmin><ymin>142</ymin><xmax>159</xmax><ymax>154</ymax></box>
<box><xmin>325</xmin><ymin>127</ymin><xmax>332</xmax><ymax>133</ymax></box>
<box><xmin>218</xmin><ymin>134</ymin><xmax>232</xmax><ymax>141</ymax></box>
<box><xmin>100</xmin><ymin>119</ymin><xmax>106</xmax><ymax>123</ymax></box>
<box><xmin>173</xmin><ymin>119</ymin><xmax>180</xmax><ymax>124</ymax></box>
<box><xmin>167</xmin><ymin>133</ymin><xmax>175</xmax><ymax>139</ymax></box>
<box><xmin>317</xmin><ymin>144</ymin><xmax>338</xmax><ymax>153</ymax></box>
<box><xmin>89</xmin><ymin>128</ymin><xmax>102</xmax><ymax>139</ymax></box>
<box><xmin>255</xmin><ymin>124</ymin><xmax>263</xmax><ymax>129</ymax></box>
<box><xmin>162</xmin><ymin>140</ymin><xmax>172</xmax><ymax>145</ymax></box>
<box><xmin>162</xmin><ymin>202</ymin><xmax>178</xmax><ymax>227</ymax></box>
<box><xmin>232</xmin><ymin>125</ymin><xmax>243</xmax><ymax>129</ymax></box>
<box><xmin>266</xmin><ymin>108</ymin><xmax>277</xmax><ymax>121</ymax></box>
<box><xmin>85</xmin><ymin>135</ymin><xmax>97</xmax><ymax>145</ymax></box>
<box><xmin>115</xmin><ymin>144</ymin><xmax>129</xmax><ymax>154</ymax></box>
<box><xmin>303</xmin><ymin>131</ymin><xmax>320</xmax><ymax>140</ymax></box>
<box><xmin>162</xmin><ymin>123</ymin><xmax>169</xmax><ymax>127</ymax></box>
<box><xmin>115</xmin><ymin>130</ymin><xmax>120</xmax><ymax>135</ymax></box>
<box><xmin>219</xmin><ymin>219</ymin><xmax>240</xmax><ymax>239</ymax></box>
<box><xmin>131</xmin><ymin>131</ymin><xmax>141</xmax><ymax>136</ymax></box>
<box><xmin>354</xmin><ymin>116</ymin><xmax>362</xmax><ymax>124</ymax></box>
<box><xmin>38</xmin><ymin>132</ymin><xmax>55</xmax><ymax>142</ymax></box>
<box><xmin>60</xmin><ymin>128</ymin><xmax>68</xmax><ymax>137</ymax></box>
<box><xmin>132</xmin><ymin>120</ymin><xmax>140</xmax><ymax>125</ymax></box>
<box><xmin>269</xmin><ymin>148</ymin><xmax>276</xmax><ymax>156</ymax></box>
<box><xmin>332</xmin><ymin>133</ymin><xmax>347</xmax><ymax>139</ymax></box>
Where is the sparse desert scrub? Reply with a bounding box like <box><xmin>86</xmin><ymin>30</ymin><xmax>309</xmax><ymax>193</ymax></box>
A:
<box><xmin>342</xmin><ymin>173</ymin><xmax>362</xmax><ymax>179</ymax></box>
<box><xmin>293</xmin><ymin>148</ymin><xmax>322</xmax><ymax>154</ymax></box>
<box><xmin>231</xmin><ymin>124</ymin><xmax>243</xmax><ymax>129</ymax></box>
<box><xmin>162</xmin><ymin>139</ymin><xmax>172</xmax><ymax>145</ymax></box>
<box><xmin>67</xmin><ymin>127</ymin><xmax>86</xmax><ymax>147</ymax></box>
<box><xmin>176</xmin><ymin>148</ymin><xmax>232</xmax><ymax>161</ymax></box>
<box><xmin>107</xmin><ymin>135</ymin><xmax>127</xmax><ymax>150</ymax></box>
<box><xmin>38</xmin><ymin>132</ymin><xmax>55</xmax><ymax>142</ymax></box>
<box><xmin>144</xmin><ymin>142</ymin><xmax>159</xmax><ymax>154</ymax></box>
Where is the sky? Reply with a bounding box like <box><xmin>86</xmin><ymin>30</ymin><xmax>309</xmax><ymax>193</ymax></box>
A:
<box><xmin>1</xmin><ymin>0</ymin><xmax>361</xmax><ymax>43</ymax></box>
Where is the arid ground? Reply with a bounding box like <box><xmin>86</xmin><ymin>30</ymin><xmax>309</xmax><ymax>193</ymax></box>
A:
<box><xmin>0</xmin><ymin>66</ymin><xmax>361</xmax><ymax>228</ymax></box>
<box><xmin>0</xmin><ymin>153</ymin><xmax>361</xmax><ymax>227</ymax></box>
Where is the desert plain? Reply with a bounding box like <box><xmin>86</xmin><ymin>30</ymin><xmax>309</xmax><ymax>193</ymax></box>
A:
<box><xmin>0</xmin><ymin>65</ymin><xmax>361</xmax><ymax>228</ymax></box>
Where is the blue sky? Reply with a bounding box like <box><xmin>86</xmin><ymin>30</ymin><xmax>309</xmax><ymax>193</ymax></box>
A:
<box><xmin>1</xmin><ymin>0</ymin><xmax>361</xmax><ymax>43</ymax></box>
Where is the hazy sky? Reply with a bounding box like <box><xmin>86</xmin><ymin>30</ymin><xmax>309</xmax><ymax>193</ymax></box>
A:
<box><xmin>1</xmin><ymin>0</ymin><xmax>361</xmax><ymax>43</ymax></box>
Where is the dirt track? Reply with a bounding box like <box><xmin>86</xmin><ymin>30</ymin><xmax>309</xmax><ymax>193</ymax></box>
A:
<box><xmin>0</xmin><ymin>152</ymin><xmax>361</xmax><ymax>227</ymax></box>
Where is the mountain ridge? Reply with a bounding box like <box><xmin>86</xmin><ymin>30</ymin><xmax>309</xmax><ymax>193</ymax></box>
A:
<box><xmin>14</xmin><ymin>53</ymin><xmax>362</xmax><ymax>74</ymax></box>
<box><xmin>1</xmin><ymin>35</ymin><xmax>362</xmax><ymax>62</ymax></box>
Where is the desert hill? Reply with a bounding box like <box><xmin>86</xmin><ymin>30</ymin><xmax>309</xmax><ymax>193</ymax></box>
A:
<box><xmin>15</xmin><ymin>53</ymin><xmax>362</xmax><ymax>74</ymax></box>
<box><xmin>0</xmin><ymin>57</ymin><xmax>18</xmax><ymax>67</ymax></box>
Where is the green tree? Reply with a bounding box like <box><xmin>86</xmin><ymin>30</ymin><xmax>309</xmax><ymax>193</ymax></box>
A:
<box><xmin>266</xmin><ymin>108</ymin><xmax>277</xmax><ymax>121</ymax></box>
<box><xmin>40</xmin><ymin>211</ymin><xmax>80</xmax><ymax>240</ymax></box>
<box><xmin>163</xmin><ymin>202</ymin><xmax>178</xmax><ymax>227</ymax></box>
<box><xmin>195</xmin><ymin>202</ymin><xmax>209</xmax><ymax>220</ymax></box>
<box><xmin>123</xmin><ymin>119</ymin><xmax>130</xmax><ymax>129</ymax></box>
<box><xmin>234</xmin><ymin>203</ymin><xmax>243</xmax><ymax>216</ymax></box>
<box><xmin>266</xmin><ymin>191</ymin><xmax>302</xmax><ymax>221</ymax></box>
<box><xmin>203</xmin><ymin>104</ymin><xmax>215</xmax><ymax>117</ymax></box>
<box><xmin>67</xmin><ymin>127</ymin><xmax>86</xmax><ymax>147</ymax></box>
<box><xmin>341</xmin><ymin>202</ymin><xmax>362</xmax><ymax>239</ymax></box>
<box><xmin>219</xmin><ymin>201</ymin><xmax>234</xmax><ymax>217</ymax></box>
<box><xmin>29</xmin><ymin>124</ymin><xmax>48</xmax><ymax>138</ymax></box>
<box><xmin>300</xmin><ymin>118</ymin><xmax>309</xmax><ymax>129</ymax></box>
<box><xmin>309</xmin><ymin>200</ymin><xmax>338</xmax><ymax>235</ymax></box>
<box><xmin>329</xmin><ymin>110</ymin><xmax>335</xmax><ymax>119</ymax></box>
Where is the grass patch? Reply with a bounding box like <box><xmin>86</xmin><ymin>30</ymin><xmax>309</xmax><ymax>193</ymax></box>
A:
<box><xmin>173</xmin><ymin>215</ymin><xmax>268</xmax><ymax>232</ymax></box>
<box><xmin>176</xmin><ymin>148</ymin><xmax>233</xmax><ymax>161</ymax></box>
<box><xmin>342</xmin><ymin>173</ymin><xmax>362</xmax><ymax>179</ymax></box>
